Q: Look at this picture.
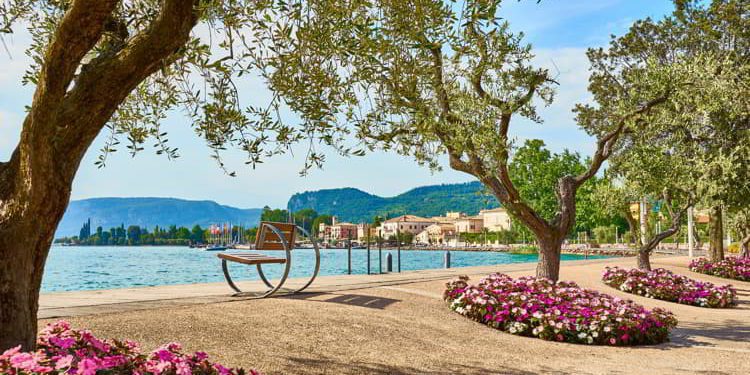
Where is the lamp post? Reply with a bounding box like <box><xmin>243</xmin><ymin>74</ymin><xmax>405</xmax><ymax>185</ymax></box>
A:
<box><xmin>688</xmin><ymin>206</ymin><xmax>694</xmax><ymax>258</ymax></box>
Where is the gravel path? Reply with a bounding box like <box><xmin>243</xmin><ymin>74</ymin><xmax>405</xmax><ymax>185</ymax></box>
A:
<box><xmin>42</xmin><ymin>256</ymin><xmax>750</xmax><ymax>374</ymax></box>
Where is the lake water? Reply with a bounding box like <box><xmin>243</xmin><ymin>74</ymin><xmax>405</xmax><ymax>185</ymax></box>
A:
<box><xmin>42</xmin><ymin>246</ymin><xmax>607</xmax><ymax>292</ymax></box>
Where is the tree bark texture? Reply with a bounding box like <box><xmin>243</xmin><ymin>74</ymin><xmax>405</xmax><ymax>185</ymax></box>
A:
<box><xmin>740</xmin><ymin>232</ymin><xmax>750</xmax><ymax>258</ymax></box>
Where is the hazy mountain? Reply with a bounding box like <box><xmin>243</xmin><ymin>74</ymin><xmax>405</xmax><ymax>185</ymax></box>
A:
<box><xmin>287</xmin><ymin>181</ymin><xmax>499</xmax><ymax>223</ymax></box>
<box><xmin>57</xmin><ymin>197</ymin><xmax>262</xmax><ymax>236</ymax></box>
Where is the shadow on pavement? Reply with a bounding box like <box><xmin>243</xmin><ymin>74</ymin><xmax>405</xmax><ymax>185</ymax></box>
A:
<box><xmin>282</xmin><ymin>292</ymin><xmax>400</xmax><ymax>310</ymax></box>
<box><xmin>280</xmin><ymin>355</ymin><xmax>542</xmax><ymax>375</ymax></box>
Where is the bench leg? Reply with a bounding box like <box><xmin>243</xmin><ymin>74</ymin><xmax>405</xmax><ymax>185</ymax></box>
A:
<box><xmin>222</xmin><ymin>259</ymin><xmax>242</xmax><ymax>294</ymax></box>
<box><xmin>221</xmin><ymin>259</ymin><xmax>291</xmax><ymax>298</ymax></box>
<box><xmin>257</xmin><ymin>264</ymin><xmax>275</xmax><ymax>289</ymax></box>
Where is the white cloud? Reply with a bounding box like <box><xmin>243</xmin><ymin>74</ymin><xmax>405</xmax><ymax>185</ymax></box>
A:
<box><xmin>508</xmin><ymin>47</ymin><xmax>596</xmax><ymax>155</ymax></box>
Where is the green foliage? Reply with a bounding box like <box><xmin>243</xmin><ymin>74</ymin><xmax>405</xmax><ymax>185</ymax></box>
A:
<box><xmin>509</xmin><ymin>140</ymin><xmax>587</xmax><ymax>221</ymax></box>
<box><xmin>310</xmin><ymin>214</ymin><xmax>333</xmax><ymax>237</ymax></box>
<box><xmin>592</xmin><ymin>226</ymin><xmax>617</xmax><ymax>244</ymax></box>
<box><xmin>288</xmin><ymin>182</ymin><xmax>498</xmax><ymax>223</ymax></box>
<box><xmin>388</xmin><ymin>232</ymin><xmax>414</xmax><ymax>245</ymax></box>
<box><xmin>508</xmin><ymin>139</ymin><xmax>609</xmax><ymax>233</ymax></box>
<box><xmin>583</xmin><ymin>0</ymin><xmax>749</xmax><ymax>216</ymax></box>
<box><xmin>510</xmin><ymin>245</ymin><xmax>539</xmax><ymax>255</ymax></box>
<box><xmin>260</xmin><ymin>206</ymin><xmax>289</xmax><ymax>223</ymax></box>
<box><xmin>55</xmin><ymin>223</ymin><xmax>259</xmax><ymax>246</ymax></box>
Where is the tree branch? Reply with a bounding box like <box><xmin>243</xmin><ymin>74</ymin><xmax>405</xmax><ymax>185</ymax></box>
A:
<box><xmin>423</xmin><ymin>32</ymin><xmax>549</xmax><ymax>235</ymax></box>
<box><xmin>25</xmin><ymin>0</ymin><xmax>118</xmax><ymax>138</ymax></box>
<box><xmin>55</xmin><ymin>0</ymin><xmax>200</xmax><ymax>168</ymax></box>
<box><xmin>574</xmin><ymin>94</ymin><xmax>669</xmax><ymax>186</ymax></box>
<box><xmin>642</xmin><ymin>191</ymin><xmax>692</xmax><ymax>253</ymax></box>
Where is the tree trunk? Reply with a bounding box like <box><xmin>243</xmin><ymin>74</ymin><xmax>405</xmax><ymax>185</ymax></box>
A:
<box><xmin>637</xmin><ymin>249</ymin><xmax>652</xmax><ymax>271</ymax></box>
<box><xmin>0</xmin><ymin>151</ymin><xmax>75</xmax><ymax>351</ymax></box>
<box><xmin>536</xmin><ymin>236</ymin><xmax>564</xmax><ymax>281</ymax></box>
<box><xmin>0</xmin><ymin>0</ymin><xmax>199</xmax><ymax>352</ymax></box>
<box><xmin>708</xmin><ymin>205</ymin><xmax>724</xmax><ymax>261</ymax></box>
<box><xmin>740</xmin><ymin>233</ymin><xmax>750</xmax><ymax>258</ymax></box>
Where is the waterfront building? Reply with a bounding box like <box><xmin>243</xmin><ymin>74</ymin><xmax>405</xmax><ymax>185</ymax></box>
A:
<box><xmin>415</xmin><ymin>223</ymin><xmax>458</xmax><ymax>245</ymax></box>
<box><xmin>356</xmin><ymin>223</ymin><xmax>374</xmax><ymax>242</ymax></box>
<box><xmin>479</xmin><ymin>207</ymin><xmax>512</xmax><ymax>231</ymax></box>
<box><xmin>378</xmin><ymin>215</ymin><xmax>435</xmax><ymax>238</ymax></box>
<box><xmin>318</xmin><ymin>217</ymin><xmax>358</xmax><ymax>241</ymax></box>
<box><xmin>454</xmin><ymin>216</ymin><xmax>484</xmax><ymax>234</ymax></box>
<box><xmin>430</xmin><ymin>211</ymin><xmax>466</xmax><ymax>223</ymax></box>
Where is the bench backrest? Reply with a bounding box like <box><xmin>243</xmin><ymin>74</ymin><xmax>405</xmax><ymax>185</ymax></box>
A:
<box><xmin>255</xmin><ymin>221</ymin><xmax>297</xmax><ymax>250</ymax></box>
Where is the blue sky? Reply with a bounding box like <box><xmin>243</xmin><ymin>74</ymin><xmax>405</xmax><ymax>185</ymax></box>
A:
<box><xmin>0</xmin><ymin>1</ymin><xmax>675</xmax><ymax>209</ymax></box>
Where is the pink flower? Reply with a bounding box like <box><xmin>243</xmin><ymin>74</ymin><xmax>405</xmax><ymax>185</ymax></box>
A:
<box><xmin>77</xmin><ymin>358</ymin><xmax>101</xmax><ymax>375</ymax></box>
<box><xmin>55</xmin><ymin>354</ymin><xmax>74</xmax><ymax>370</ymax></box>
<box><xmin>3</xmin><ymin>321</ymin><xmax>254</xmax><ymax>375</ymax></box>
<box><xmin>50</xmin><ymin>336</ymin><xmax>77</xmax><ymax>349</ymax></box>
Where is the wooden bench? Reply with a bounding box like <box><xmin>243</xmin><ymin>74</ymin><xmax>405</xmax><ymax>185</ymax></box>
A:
<box><xmin>217</xmin><ymin>252</ymin><xmax>287</xmax><ymax>265</ymax></box>
<box><xmin>218</xmin><ymin>221</ymin><xmax>320</xmax><ymax>298</ymax></box>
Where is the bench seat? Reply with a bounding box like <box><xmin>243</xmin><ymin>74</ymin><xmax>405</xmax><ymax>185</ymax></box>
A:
<box><xmin>218</xmin><ymin>252</ymin><xmax>287</xmax><ymax>265</ymax></box>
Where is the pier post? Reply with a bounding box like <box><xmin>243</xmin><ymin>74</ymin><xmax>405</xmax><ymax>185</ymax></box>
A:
<box><xmin>444</xmin><ymin>251</ymin><xmax>451</xmax><ymax>269</ymax></box>
<box><xmin>396</xmin><ymin>228</ymin><xmax>401</xmax><ymax>272</ymax></box>
<box><xmin>347</xmin><ymin>234</ymin><xmax>352</xmax><ymax>275</ymax></box>
<box><xmin>378</xmin><ymin>237</ymin><xmax>383</xmax><ymax>274</ymax></box>
<box><xmin>367</xmin><ymin>236</ymin><xmax>371</xmax><ymax>275</ymax></box>
<box><xmin>386</xmin><ymin>253</ymin><xmax>393</xmax><ymax>272</ymax></box>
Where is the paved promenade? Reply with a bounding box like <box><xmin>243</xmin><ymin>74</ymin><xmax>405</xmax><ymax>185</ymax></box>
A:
<box><xmin>40</xmin><ymin>256</ymin><xmax>750</xmax><ymax>374</ymax></box>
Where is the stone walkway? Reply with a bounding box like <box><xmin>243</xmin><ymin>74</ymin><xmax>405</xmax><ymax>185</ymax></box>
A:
<box><xmin>40</xmin><ymin>256</ymin><xmax>750</xmax><ymax>374</ymax></box>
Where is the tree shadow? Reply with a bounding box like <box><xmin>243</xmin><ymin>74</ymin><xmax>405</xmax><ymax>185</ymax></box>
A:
<box><xmin>278</xmin><ymin>355</ymin><xmax>545</xmax><ymax>375</ymax></box>
<box><xmin>663</xmin><ymin>319</ymin><xmax>750</xmax><ymax>348</ymax></box>
<box><xmin>281</xmin><ymin>292</ymin><xmax>400</xmax><ymax>310</ymax></box>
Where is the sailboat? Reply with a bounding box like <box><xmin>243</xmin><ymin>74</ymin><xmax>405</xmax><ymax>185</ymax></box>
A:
<box><xmin>204</xmin><ymin>223</ymin><xmax>227</xmax><ymax>251</ymax></box>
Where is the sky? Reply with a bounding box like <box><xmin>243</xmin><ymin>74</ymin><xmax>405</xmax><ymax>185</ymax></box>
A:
<box><xmin>0</xmin><ymin>1</ymin><xmax>675</xmax><ymax>209</ymax></box>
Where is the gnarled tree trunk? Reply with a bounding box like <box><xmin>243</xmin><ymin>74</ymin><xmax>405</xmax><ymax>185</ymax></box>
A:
<box><xmin>0</xmin><ymin>148</ymin><xmax>78</xmax><ymax>350</ymax></box>
<box><xmin>0</xmin><ymin>0</ymin><xmax>199</xmax><ymax>351</ymax></box>
<box><xmin>634</xmin><ymin>193</ymin><xmax>689</xmax><ymax>271</ymax></box>
<box><xmin>637</xmin><ymin>250</ymin><xmax>652</xmax><ymax>270</ymax></box>
<box><xmin>740</xmin><ymin>232</ymin><xmax>750</xmax><ymax>258</ymax></box>
<box><xmin>536</xmin><ymin>235</ymin><xmax>565</xmax><ymax>281</ymax></box>
<box><xmin>708</xmin><ymin>205</ymin><xmax>724</xmax><ymax>261</ymax></box>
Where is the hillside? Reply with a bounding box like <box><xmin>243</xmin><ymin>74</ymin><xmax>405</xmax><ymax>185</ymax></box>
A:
<box><xmin>287</xmin><ymin>181</ymin><xmax>499</xmax><ymax>223</ymax></box>
<box><xmin>57</xmin><ymin>197</ymin><xmax>262</xmax><ymax>236</ymax></box>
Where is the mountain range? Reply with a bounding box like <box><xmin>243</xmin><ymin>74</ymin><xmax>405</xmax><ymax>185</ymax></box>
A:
<box><xmin>57</xmin><ymin>181</ymin><xmax>500</xmax><ymax>236</ymax></box>
<box><xmin>56</xmin><ymin>197</ymin><xmax>263</xmax><ymax>236</ymax></box>
<box><xmin>287</xmin><ymin>181</ymin><xmax>499</xmax><ymax>223</ymax></box>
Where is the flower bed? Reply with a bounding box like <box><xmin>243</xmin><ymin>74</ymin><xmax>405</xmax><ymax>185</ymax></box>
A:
<box><xmin>602</xmin><ymin>267</ymin><xmax>736</xmax><ymax>308</ymax></box>
<box><xmin>444</xmin><ymin>273</ymin><xmax>677</xmax><ymax>345</ymax></box>
<box><xmin>689</xmin><ymin>257</ymin><xmax>750</xmax><ymax>281</ymax></box>
<box><xmin>0</xmin><ymin>321</ymin><xmax>258</xmax><ymax>374</ymax></box>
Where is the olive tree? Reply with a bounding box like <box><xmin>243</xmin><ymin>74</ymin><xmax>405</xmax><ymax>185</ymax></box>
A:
<box><xmin>595</xmin><ymin>145</ymin><xmax>695</xmax><ymax>270</ymax></box>
<box><xmin>253</xmin><ymin>0</ymin><xmax>674</xmax><ymax>281</ymax></box>
<box><xmin>0</xmin><ymin>0</ymin><xmax>352</xmax><ymax>350</ymax></box>
<box><xmin>583</xmin><ymin>0</ymin><xmax>750</xmax><ymax>262</ymax></box>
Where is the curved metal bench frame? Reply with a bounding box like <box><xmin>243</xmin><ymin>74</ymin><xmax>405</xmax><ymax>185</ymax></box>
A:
<box><xmin>221</xmin><ymin>223</ymin><xmax>320</xmax><ymax>298</ymax></box>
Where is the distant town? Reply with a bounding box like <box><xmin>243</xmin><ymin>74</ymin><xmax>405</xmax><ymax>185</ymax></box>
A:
<box><xmin>318</xmin><ymin>208</ymin><xmax>512</xmax><ymax>247</ymax></box>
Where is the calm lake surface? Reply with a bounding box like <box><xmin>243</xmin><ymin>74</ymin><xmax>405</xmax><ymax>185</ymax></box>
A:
<box><xmin>42</xmin><ymin>246</ymin><xmax>607</xmax><ymax>292</ymax></box>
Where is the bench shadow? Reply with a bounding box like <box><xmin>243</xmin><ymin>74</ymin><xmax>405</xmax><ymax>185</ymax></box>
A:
<box><xmin>281</xmin><ymin>292</ymin><xmax>400</xmax><ymax>310</ymax></box>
